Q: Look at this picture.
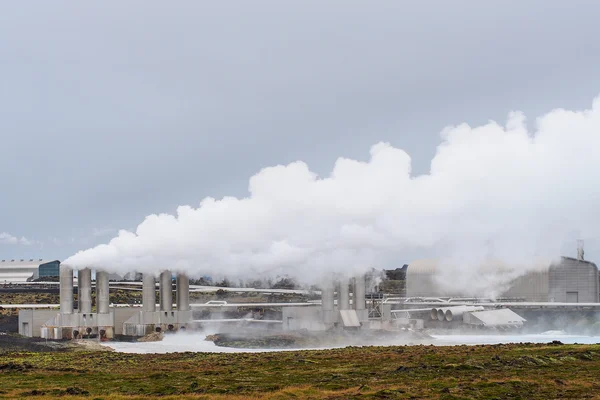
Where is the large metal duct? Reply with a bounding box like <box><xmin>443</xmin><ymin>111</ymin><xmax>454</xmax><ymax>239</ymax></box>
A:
<box><xmin>176</xmin><ymin>273</ymin><xmax>190</xmax><ymax>311</ymax></box>
<box><xmin>337</xmin><ymin>279</ymin><xmax>350</xmax><ymax>310</ymax></box>
<box><xmin>321</xmin><ymin>283</ymin><xmax>335</xmax><ymax>312</ymax></box>
<box><xmin>159</xmin><ymin>270</ymin><xmax>173</xmax><ymax>311</ymax></box>
<box><xmin>78</xmin><ymin>268</ymin><xmax>92</xmax><ymax>314</ymax></box>
<box><xmin>430</xmin><ymin>308</ymin><xmax>439</xmax><ymax>320</ymax></box>
<box><xmin>444</xmin><ymin>306</ymin><xmax>484</xmax><ymax>322</ymax></box>
<box><xmin>60</xmin><ymin>265</ymin><xmax>74</xmax><ymax>314</ymax></box>
<box><xmin>96</xmin><ymin>271</ymin><xmax>110</xmax><ymax>314</ymax></box>
<box><xmin>352</xmin><ymin>275</ymin><xmax>366</xmax><ymax>311</ymax></box>
<box><xmin>142</xmin><ymin>274</ymin><xmax>156</xmax><ymax>312</ymax></box>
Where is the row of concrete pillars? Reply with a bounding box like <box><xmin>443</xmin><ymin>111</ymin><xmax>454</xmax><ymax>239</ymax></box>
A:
<box><xmin>321</xmin><ymin>275</ymin><xmax>366</xmax><ymax>312</ymax></box>
<box><xmin>59</xmin><ymin>267</ymin><xmax>190</xmax><ymax>314</ymax></box>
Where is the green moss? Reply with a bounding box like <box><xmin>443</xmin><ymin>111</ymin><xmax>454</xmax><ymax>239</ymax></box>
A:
<box><xmin>0</xmin><ymin>344</ymin><xmax>599</xmax><ymax>399</ymax></box>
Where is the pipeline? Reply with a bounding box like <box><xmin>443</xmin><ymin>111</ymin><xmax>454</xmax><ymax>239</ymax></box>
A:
<box><xmin>430</xmin><ymin>308</ymin><xmax>439</xmax><ymax>320</ymax></box>
<box><xmin>444</xmin><ymin>306</ymin><xmax>484</xmax><ymax>322</ymax></box>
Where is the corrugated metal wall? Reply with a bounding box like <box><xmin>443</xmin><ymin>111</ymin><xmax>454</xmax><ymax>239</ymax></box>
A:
<box><xmin>548</xmin><ymin>258</ymin><xmax>599</xmax><ymax>303</ymax></box>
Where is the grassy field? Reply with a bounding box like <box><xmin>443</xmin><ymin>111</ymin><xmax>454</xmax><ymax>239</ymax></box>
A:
<box><xmin>1</xmin><ymin>342</ymin><xmax>599</xmax><ymax>399</ymax></box>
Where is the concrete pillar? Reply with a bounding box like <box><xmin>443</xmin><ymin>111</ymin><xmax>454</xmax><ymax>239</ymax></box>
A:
<box><xmin>60</xmin><ymin>265</ymin><xmax>74</xmax><ymax>314</ymax></box>
<box><xmin>353</xmin><ymin>275</ymin><xmax>366</xmax><ymax>311</ymax></box>
<box><xmin>176</xmin><ymin>273</ymin><xmax>190</xmax><ymax>311</ymax></box>
<box><xmin>78</xmin><ymin>268</ymin><xmax>92</xmax><ymax>313</ymax></box>
<box><xmin>337</xmin><ymin>279</ymin><xmax>350</xmax><ymax>310</ymax></box>
<box><xmin>159</xmin><ymin>270</ymin><xmax>172</xmax><ymax>311</ymax></box>
<box><xmin>96</xmin><ymin>271</ymin><xmax>110</xmax><ymax>314</ymax></box>
<box><xmin>142</xmin><ymin>274</ymin><xmax>156</xmax><ymax>312</ymax></box>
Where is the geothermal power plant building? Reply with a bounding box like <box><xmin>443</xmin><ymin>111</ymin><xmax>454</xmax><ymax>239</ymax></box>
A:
<box><xmin>16</xmin><ymin>249</ymin><xmax>599</xmax><ymax>338</ymax></box>
<box><xmin>23</xmin><ymin>268</ymin><xmax>192</xmax><ymax>339</ymax></box>
<box><xmin>283</xmin><ymin>275</ymin><xmax>369</xmax><ymax>330</ymax></box>
<box><xmin>20</xmin><ymin>272</ymin><xmax>371</xmax><ymax>337</ymax></box>
<box><xmin>121</xmin><ymin>270</ymin><xmax>192</xmax><ymax>336</ymax></box>
<box><xmin>406</xmin><ymin>256</ymin><xmax>600</xmax><ymax>303</ymax></box>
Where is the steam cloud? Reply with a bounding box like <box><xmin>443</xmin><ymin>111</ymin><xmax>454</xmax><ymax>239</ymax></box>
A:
<box><xmin>65</xmin><ymin>96</ymin><xmax>600</xmax><ymax>291</ymax></box>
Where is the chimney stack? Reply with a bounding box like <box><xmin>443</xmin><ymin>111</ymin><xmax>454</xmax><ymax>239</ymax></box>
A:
<box><xmin>337</xmin><ymin>279</ymin><xmax>350</xmax><ymax>310</ymax></box>
<box><xmin>577</xmin><ymin>240</ymin><xmax>585</xmax><ymax>261</ymax></box>
<box><xmin>322</xmin><ymin>283</ymin><xmax>334</xmax><ymax>312</ymax></box>
<box><xmin>159</xmin><ymin>270</ymin><xmax>173</xmax><ymax>311</ymax></box>
<box><xmin>78</xmin><ymin>268</ymin><xmax>92</xmax><ymax>314</ymax></box>
<box><xmin>96</xmin><ymin>271</ymin><xmax>110</xmax><ymax>314</ymax></box>
<box><xmin>59</xmin><ymin>265</ymin><xmax>74</xmax><ymax>314</ymax></box>
<box><xmin>176</xmin><ymin>273</ymin><xmax>190</xmax><ymax>311</ymax></box>
<box><xmin>142</xmin><ymin>274</ymin><xmax>156</xmax><ymax>312</ymax></box>
<box><xmin>353</xmin><ymin>274</ymin><xmax>366</xmax><ymax>312</ymax></box>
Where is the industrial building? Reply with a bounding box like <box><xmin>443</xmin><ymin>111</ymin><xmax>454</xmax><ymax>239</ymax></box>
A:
<box><xmin>0</xmin><ymin>259</ymin><xmax>55</xmax><ymax>283</ymax></box>
<box><xmin>17</xmin><ymin>255</ymin><xmax>599</xmax><ymax>339</ymax></box>
<box><xmin>282</xmin><ymin>275</ymin><xmax>369</xmax><ymax>330</ymax></box>
<box><xmin>19</xmin><ymin>267</ymin><xmax>192</xmax><ymax>339</ymax></box>
<box><xmin>406</xmin><ymin>256</ymin><xmax>599</xmax><ymax>303</ymax></box>
<box><xmin>38</xmin><ymin>260</ymin><xmax>60</xmax><ymax>278</ymax></box>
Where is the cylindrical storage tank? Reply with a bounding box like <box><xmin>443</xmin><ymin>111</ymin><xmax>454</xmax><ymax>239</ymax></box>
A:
<box><xmin>60</xmin><ymin>265</ymin><xmax>74</xmax><ymax>314</ymax></box>
<box><xmin>338</xmin><ymin>279</ymin><xmax>350</xmax><ymax>310</ymax></box>
<box><xmin>444</xmin><ymin>306</ymin><xmax>484</xmax><ymax>322</ymax></box>
<box><xmin>78</xmin><ymin>268</ymin><xmax>92</xmax><ymax>314</ymax></box>
<box><xmin>96</xmin><ymin>271</ymin><xmax>110</xmax><ymax>314</ymax></box>
<box><xmin>176</xmin><ymin>273</ymin><xmax>190</xmax><ymax>311</ymax></box>
<box><xmin>160</xmin><ymin>270</ymin><xmax>173</xmax><ymax>311</ymax></box>
<box><xmin>143</xmin><ymin>274</ymin><xmax>156</xmax><ymax>312</ymax></box>
<box><xmin>353</xmin><ymin>275</ymin><xmax>366</xmax><ymax>311</ymax></box>
<box><xmin>430</xmin><ymin>308</ymin><xmax>439</xmax><ymax>320</ymax></box>
<box><xmin>322</xmin><ymin>284</ymin><xmax>335</xmax><ymax>312</ymax></box>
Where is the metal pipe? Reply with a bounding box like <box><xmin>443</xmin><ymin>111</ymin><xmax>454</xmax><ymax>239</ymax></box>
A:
<box><xmin>142</xmin><ymin>274</ymin><xmax>156</xmax><ymax>312</ymax></box>
<box><xmin>159</xmin><ymin>270</ymin><xmax>172</xmax><ymax>311</ymax></box>
<box><xmin>96</xmin><ymin>271</ymin><xmax>110</xmax><ymax>314</ymax></box>
<box><xmin>436</xmin><ymin>308</ymin><xmax>446</xmax><ymax>321</ymax></box>
<box><xmin>430</xmin><ymin>308</ymin><xmax>439</xmax><ymax>320</ymax></box>
<box><xmin>176</xmin><ymin>273</ymin><xmax>190</xmax><ymax>311</ymax></box>
<box><xmin>321</xmin><ymin>284</ymin><xmax>334</xmax><ymax>312</ymax></box>
<box><xmin>338</xmin><ymin>279</ymin><xmax>350</xmax><ymax>310</ymax></box>
<box><xmin>444</xmin><ymin>306</ymin><xmax>484</xmax><ymax>322</ymax></box>
<box><xmin>352</xmin><ymin>275</ymin><xmax>366</xmax><ymax>311</ymax></box>
<box><xmin>78</xmin><ymin>268</ymin><xmax>92</xmax><ymax>313</ymax></box>
<box><xmin>60</xmin><ymin>265</ymin><xmax>73</xmax><ymax>314</ymax></box>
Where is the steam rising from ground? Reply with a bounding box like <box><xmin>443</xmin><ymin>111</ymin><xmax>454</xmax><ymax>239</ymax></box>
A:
<box><xmin>66</xmin><ymin>96</ymin><xmax>600</xmax><ymax>292</ymax></box>
<box><xmin>101</xmin><ymin>330</ymin><xmax>600</xmax><ymax>353</ymax></box>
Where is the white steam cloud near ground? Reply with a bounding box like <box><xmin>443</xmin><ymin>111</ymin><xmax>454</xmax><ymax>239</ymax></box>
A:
<box><xmin>65</xmin><ymin>96</ymin><xmax>600</xmax><ymax>294</ymax></box>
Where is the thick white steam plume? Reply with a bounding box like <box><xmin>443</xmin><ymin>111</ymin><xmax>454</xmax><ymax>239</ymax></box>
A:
<box><xmin>65</xmin><ymin>96</ymin><xmax>600</xmax><ymax>291</ymax></box>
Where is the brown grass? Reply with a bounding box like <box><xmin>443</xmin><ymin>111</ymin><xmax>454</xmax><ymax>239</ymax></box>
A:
<box><xmin>0</xmin><ymin>342</ymin><xmax>599</xmax><ymax>399</ymax></box>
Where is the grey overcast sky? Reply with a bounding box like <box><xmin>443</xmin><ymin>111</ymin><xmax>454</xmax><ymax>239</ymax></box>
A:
<box><xmin>1</xmin><ymin>1</ymin><xmax>600</xmax><ymax>262</ymax></box>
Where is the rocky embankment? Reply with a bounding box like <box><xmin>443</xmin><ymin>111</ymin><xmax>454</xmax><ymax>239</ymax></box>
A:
<box><xmin>0</xmin><ymin>333</ymin><xmax>113</xmax><ymax>353</ymax></box>
<box><xmin>205</xmin><ymin>329</ymin><xmax>432</xmax><ymax>349</ymax></box>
